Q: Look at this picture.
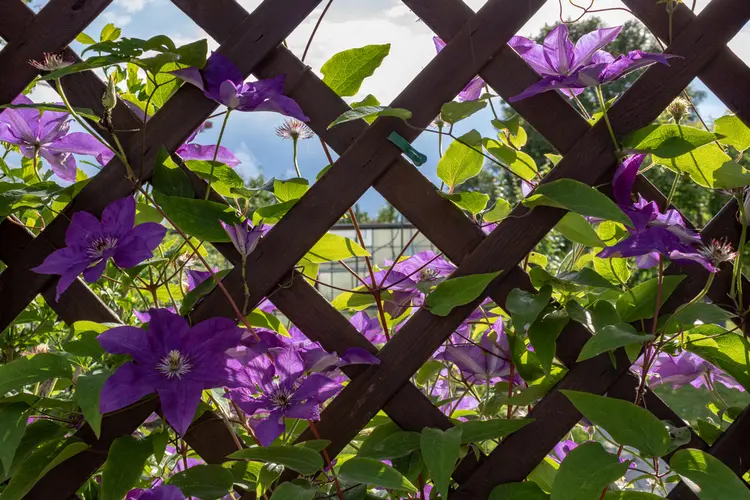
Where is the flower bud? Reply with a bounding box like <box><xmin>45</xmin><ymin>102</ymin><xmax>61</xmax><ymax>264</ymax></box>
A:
<box><xmin>667</xmin><ymin>97</ymin><xmax>689</xmax><ymax>124</ymax></box>
<box><xmin>102</xmin><ymin>73</ymin><xmax>118</xmax><ymax>112</ymax></box>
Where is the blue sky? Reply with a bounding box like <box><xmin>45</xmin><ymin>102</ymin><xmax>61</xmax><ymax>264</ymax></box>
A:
<box><xmin>25</xmin><ymin>0</ymin><xmax>750</xmax><ymax>214</ymax></box>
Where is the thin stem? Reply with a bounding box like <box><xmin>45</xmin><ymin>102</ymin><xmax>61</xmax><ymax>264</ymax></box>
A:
<box><xmin>32</xmin><ymin>146</ymin><xmax>41</xmax><ymax>182</ymax></box>
<box><xmin>664</xmin><ymin>172</ymin><xmax>680</xmax><ymax>211</ymax></box>
<box><xmin>595</xmin><ymin>85</ymin><xmax>619</xmax><ymax>151</ymax></box>
<box><xmin>292</xmin><ymin>138</ymin><xmax>302</xmax><ymax>177</ymax></box>
<box><xmin>308</xmin><ymin>420</ymin><xmax>345</xmax><ymax>500</ymax></box>
<box><xmin>301</xmin><ymin>0</ymin><xmax>335</xmax><ymax>63</ymax></box>
<box><xmin>205</xmin><ymin>110</ymin><xmax>231</xmax><ymax>200</ymax></box>
<box><xmin>732</xmin><ymin>194</ymin><xmax>747</xmax><ymax>308</ymax></box>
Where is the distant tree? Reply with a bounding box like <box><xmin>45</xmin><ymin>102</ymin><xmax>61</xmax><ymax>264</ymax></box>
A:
<box><xmin>376</xmin><ymin>204</ymin><xmax>400</xmax><ymax>223</ymax></box>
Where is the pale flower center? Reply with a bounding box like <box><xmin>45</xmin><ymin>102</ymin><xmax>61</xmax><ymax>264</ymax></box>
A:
<box><xmin>417</xmin><ymin>268</ymin><xmax>439</xmax><ymax>282</ymax></box>
<box><xmin>86</xmin><ymin>236</ymin><xmax>119</xmax><ymax>259</ymax></box>
<box><xmin>270</xmin><ymin>385</ymin><xmax>294</xmax><ymax>410</ymax></box>
<box><xmin>156</xmin><ymin>350</ymin><xmax>193</xmax><ymax>379</ymax></box>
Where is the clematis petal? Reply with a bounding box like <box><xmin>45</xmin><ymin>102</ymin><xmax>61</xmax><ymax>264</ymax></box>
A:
<box><xmin>175</xmin><ymin>143</ymin><xmax>241</xmax><ymax>167</ymax></box>
<box><xmin>65</xmin><ymin>210</ymin><xmax>102</xmax><ymax>248</ymax></box>
<box><xmin>572</xmin><ymin>26</ymin><xmax>622</xmax><ymax>69</ymax></box>
<box><xmin>99</xmin><ymin>362</ymin><xmax>158</xmax><ymax>413</ymax></box>
<box><xmin>219</xmin><ymin>80</ymin><xmax>241</xmax><ymax>109</ymax></box>
<box><xmin>98</xmin><ymin>326</ymin><xmax>153</xmax><ymax>363</ymax></box>
<box><xmin>45</xmin><ymin>132</ymin><xmax>108</xmax><ymax>158</ymax></box>
<box><xmin>611</xmin><ymin>154</ymin><xmax>646</xmax><ymax>207</ymax></box>
<box><xmin>458</xmin><ymin>76</ymin><xmax>485</xmax><ymax>102</ymax></box>
<box><xmin>432</xmin><ymin>36</ymin><xmax>447</xmax><ymax>53</ymax></box>
<box><xmin>158</xmin><ymin>382</ymin><xmax>204</xmax><ymax>436</ymax></box>
<box><xmin>226</xmin><ymin>389</ymin><xmax>269</xmax><ymax>416</ymax></box>
<box><xmin>39</xmin><ymin>148</ymin><xmax>77</xmax><ymax>182</ymax></box>
<box><xmin>509</xmin><ymin>37</ymin><xmax>556</xmax><ymax>75</ymax></box>
<box><xmin>543</xmin><ymin>24</ymin><xmax>575</xmax><ymax>75</ymax></box>
<box><xmin>170</xmin><ymin>66</ymin><xmax>206</xmax><ymax>92</ymax></box>
<box><xmin>275</xmin><ymin>347</ymin><xmax>305</xmax><ymax>386</ymax></box>
<box><xmin>82</xmin><ymin>259</ymin><xmax>107</xmax><ymax>283</ymax></box>
<box><xmin>599</xmin><ymin>50</ymin><xmax>676</xmax><ymax>83</ymax></box>
<box><xmin>339</xmin><ymin>347</ymin><xmax>381</xmax><ymax>366</ymax></box>
<box><xmin>147</xmin><ymin>308</ymin><xmax>191</xmax><ymax>353</ymax></box>
<box><xmin>101</xmin><ymin>196</ymin><xmax>136</xmax><ymax>238</ymax></box>
<box><xmin>253</xmin><ymin>410</ymin><xmax>285</xmax><ymax>447</ymax></box>
<box><xmin>202</xmin><ymin>52</ymin><xmax>244</xmax><ymax>90</ymax></box>
<box><xmin>442</xmin><ymin>345</ymin><xmax>487</xmax><ymax>377</ymax></box>
<box><xmin>508</xmin><ymin>74</ymin><xmax>583</xmax><ymax>102</ymax></box>
<box><xmin>31</xmin><ymin>246</ymin><xmax>91</xmax><ymax>299</ymax></box>
<box><xmin>250</xmin><ymin>94</ymin><xmax>309</xmax><ymax>122</ymax></box>
<box><xmin>1</xmin><ymin>107</ymin><xmax>36</xmax><ymax>144</ymax></box>
<box><xmin>113</xmin><ymin>222</ymin><xmax>167</xmax><ymax>268</ymax></box>
<box><xmin>285</xmin><ymin>400</ymin><xmax>321</xmax><ymax>420</ymax></box>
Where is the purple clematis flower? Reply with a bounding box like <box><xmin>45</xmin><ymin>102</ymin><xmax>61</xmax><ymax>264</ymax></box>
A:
<box><xmin>185</xmin><ymin>267</ymin><xmax>219</xmax><ymax>292</ymax></box>
<box><xmin>32</xmin><ymin>196</ymin><xmax>166</xmax><ymax>300</ymax></box>
<box><xmin>227</xmin><ymin>347</ymin><xmax>342</xmax><ymax>446</ymax></box>
<box><xmin>508</xmin><ymin>24</ymin><xmax>674</xmax><ymax>102</ymax></box>
<box><xmin>0</xmin><ymin>94</ymin><xmax>112</xmax><ymax>181</ymax></box>
<box><xmin>134</xmin><ymin>306</ymin><xmax>177</xmax><ymax>324</ymax></box>
<box><xmin>125</xmin><ymin>485</ymin><xmax>185</xmax><ymax>500</ymax></box>
<box><xmin>172</xmin><ymin>52</ymin><xmax>308</xmax><ymax>121</ymax></box>
<box><xmin>176</xmin><ymin>122</ymin><xmax>241</xmax><ymax>167</ymax></box>
<box><xmin>220</xmin><ymin>219</ymin><xmax>264</xmax><ymax>258</ymax></box>
<box><xmin>643</xmin><ymin>351</ymin><xmax>743</xmax><ymax>391</ymax></box>
<box><xmin>597</xmin><ymin>155</ymin><xmax>713</xmax><ymax>271</ymax></box>
<box><xmin>350</xmin><ymin>311</ymin><xmax>386</xmax><ymax>344</ymax></box>
<box><xmin>376</xmin><ymin>251</ymin><xmax>456</xmax><ymax>317</ymax></box>
<box><xmin>273</xmin><ymin>325</ymin><xmax>380</xmax><ymax>373</ymax></box>
<box><xmin>98</xmin><ymin>308</ymin><xmax>244</xmax><ymax>436</ymax></box>
<box><xmin>438</xmin><ymin>319</ymin><xmax>519</xmax><ymax>384</ymax></box>
<box><xmin>551</xmin><ymin>440</ymin><xmax>578</xmax><ymax>464</ymax></box>
<box><xmin>430</xmin><ymin>377</ymin><xmax>479</xmax><ymax>416</ymax></box>
<box><xmin>433</xmin><ymin>37</ymin><xmax>485</xmax><ymax>101</ymax></box>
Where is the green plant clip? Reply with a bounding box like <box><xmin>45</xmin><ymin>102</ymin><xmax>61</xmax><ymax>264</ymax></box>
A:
<box><xmin>388</xmin><ymin>132</ymin><xmax>427</xmax><ymax>166</ymax></box>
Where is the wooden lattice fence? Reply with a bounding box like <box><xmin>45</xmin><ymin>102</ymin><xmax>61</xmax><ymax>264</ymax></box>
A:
<box><xmin>1</xmin><ymin>0</ymin><xmax>750</xmax><ymax>498</ymax></box>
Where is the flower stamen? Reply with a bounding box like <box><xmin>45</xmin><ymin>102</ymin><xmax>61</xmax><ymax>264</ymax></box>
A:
<box><xmin>157</xmin><ymin>350</ymin><xmax>193</xmax><ymax>379</ymax></box>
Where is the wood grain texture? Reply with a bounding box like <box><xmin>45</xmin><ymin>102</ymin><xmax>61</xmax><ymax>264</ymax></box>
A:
<box><xmin>0</xmin><ymin>0</ymin><xmax>323</xmax><ymax>333</ymax></box>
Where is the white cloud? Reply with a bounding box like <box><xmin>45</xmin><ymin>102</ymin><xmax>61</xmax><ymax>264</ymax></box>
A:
<box><xmin>102</xmin><ymin>11</ymin><xmax>132</xmax><ymax>27</ymax></box>
<box><xmin>114</xmin><ymin>0</ymin><xmax>153</xmax><ymax>14</ymax></box>
<box><xmin>235</xmin><ymin>142</ymin><xmax>262</xmax><ymax>179</ymax></box>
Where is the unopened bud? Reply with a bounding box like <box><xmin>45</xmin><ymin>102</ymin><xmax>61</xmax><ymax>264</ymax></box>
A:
<box><xmin>102</xmin><ymin>73</ymin><xmax>118</xmax><ymax>112</ymax></box>
<box><xmin>667</xmin><ymin>97</ymin><xmax>690</xmax><ymax>124</ymax></box>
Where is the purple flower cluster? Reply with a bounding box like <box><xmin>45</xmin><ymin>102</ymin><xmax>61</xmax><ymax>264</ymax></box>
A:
<box><xmin>641</xmin><ymin>351</ymin><xmax>742</xmax><ymax>391</ymax></box>
<box><xmin>508</xmin><ymin>24</ymin><xmax>675</xmax><ymax>101</ymax></box>
<box><xmin>0</xmin><ymin>95</ymin><xmax>112</xmax><ymax>181</ymax></box>
<box><xmin>597</xmin><ymin>155</ymin><xmax>715</xmax><ymax>271</ymax></box>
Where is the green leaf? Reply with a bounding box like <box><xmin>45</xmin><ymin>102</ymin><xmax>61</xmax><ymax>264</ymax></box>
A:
<box><xmin>331</xmin><ymin>287</ymin><xmax>382</xmax><ymax>311</ymax></box>
<box><xmin>577</xmin><ymin>323</ymin><xmax>653</xmax><ymax>362</ymax></box>
<box><xmin>297</xmin><ymin>440</ymin><xmax>331</xmax><ymax>452</ymax></box>
<box><xmin>101</xmin><ymin>436</ymin><xmax>154</xmax><ymax>500</ymax></box>
<box><xmin>0</xmin><ymin>403</ymin><xmax>30</xmax><ymax>475</ymax></box>
<box><xmin>179</xmin><ymin>267</ymin><xmax>230</xmax><ymax>314</ymax></box>
<box><xmin>154</xmin><ymin>192</ymin><xmax>241</xmax><ymax>242</ymax></box>
<box><xmin>506</xmin><ymin>286</ymin><xmax>552</xmax><ymax>333</ymax></box>
<box><xmin>483</xmin><ymin>198</ymin><xmax>512</xmax><ymax>222</ymax></box>
<box><xmin>457</xmin><ymin>418</ymin><xmax>533</xmax><ymax>443</ymax></box>
<box><xmin>153</xmin><ymin>147</ymin><xmax>194</xmax><ymax>198</ymax></box>
<box><xmin>670</xmin><ymin>448</ymin><xmax>750</xmax><ymax>500</ymax></box>
<box><xmin>0</xmin><ymin>354</ymin><xmax>72</xmax><ymax>396</ymax></box>
<box><xmin>135</xmin><ymin>202</ymin><xmax>164</xmax><ymax>224</ymax></box>
<box><xmin>528</xmin><ymin>309</ymin><xmax>569</xmax><ymax>374</ymax></box>
<box><xmin>229</xmin><ymin>445</ymin><xmax>323</xmax><ymax>475</ymax></box>
<box><xmin>328</xmin><ymin>106</ymin><xmax>411</xmax><ymax>128</ymax></box>
<box><xmin>76</xmin><ymin>32</ymin><xmax>96</xmax><ymax>45</ymax></box>
<box><xmin>437</xmin><ymin>130</ymin><xmax>483</xmax><ymax>189</ymax></box>
<box><xmin>420</xmin><ymin>427</ymin><xmax>462</xmax><ymax>499</ymax></box>
<box><xmin>715</xmin><ymin>115</ymin><xmax>750</xmax><ymax>152</ymax></box>
<box><xmin>685</xmin><ymin>326</ymin><xmax>750</xmax><ymax>391</ymax></box>
<box><xmin>168</xmin><ymin>464</ymin><xmax>234</xmax><ymax>500</ymax></box>
<box><xmin>273</xmin><ymin>178</ymin><xmax>309</xmax><ymax>203</ymax></box>
<box><xmin>529</xmin><ymin>457</ymin><xmax>559</xmax><ymax>493</ymax></box>
<box><xmin>253</xmin><ymin>200</ymin><xmax>298</xmax><ymax>224</ymax></box>
<box><xmin>303</xmin><ymin>233</ymin><xmax>370</xmax><ymax>264</ymax></box>
<box><xmin>483</xmin><ymin>139</ymin><xmax>538</xmax><ymax>181</ymax></box>
<box><xmin>321</xmin><ymin>44</ymin><xmax>390</xmax><ymax>97</ymax></box>
<box><xmin>622</xmin><ymin>124</ymin><xmax>722</xmax><ymax>158</ymax></box>
<box><xmin>490</xmin><ymin>482</ymin><xmax>550</xmax><ymax>500</ymax></box>
<box><xmin>615</xmin><ymin>275</ymin><xmax>684</xmax><ymax>322</ymax></box>
<box><xmin>424</xmin><ymin>271</ymin><xmax>501</xmax><ymax>317</ymax></box>
<box><xmin>100</xmin><ymin>23</ymin><xmax>121</xmax><ymax>42</ymax></box>
<box><xmin>654</xmin><ymin>143</ymin><xmax>743</xmax><ymax>188</ymax></box>
<box><xmin>351</xmin><ymin>94</ymin><xmax>380</xmax><ymax>123</ymax></box>
<box><xmin>74</xmin><ymin>371</ymin><xmax>109</xmax><ymax>439</ymax></box>
<box><xmin>339</xmin><ymin>457</ymin><xmax>416</xmax><ymax>492</ymax></box>
<box><xmin>604</xmin><ymin>493</ymin><xmax>663</xmax><ymax>500</ymax></box>
<box><xmin>524</xmin><ymin>179</ymin><xmax>632</xmax><ymax>228</ymax></box>
<box><xmin>554</xmin><ymin>213</ymin><xmax>606</xmax><ymax>247</ymax></box>
<box><xmin>660</xmin><ymin>303</ymin><xmax>733</xmax><ymax>334</ymax></box>
<box><xmin>268</xmin><ymin>482</ymin><xmax>316</xmax><ymax>500</ymax></box>
<box><xmin>358</xmin><ymin>431</ymin><xmax>421</xmax><ymax>460</ymax></box>
<box><xmin>185</xmin><ymin>160</ymin><xmax>244</xmax><ymax>197</ymax></box>
<box><xmin>443</xmin><ymin>191</ymin><xmax>490</xmax><ymax>215</ymax></box>
<box><xmin>594</xmin><ymin>256</ymin><xmax>631</xmax><ymax>285</ymax></box>
<box><xmin>176</xmin><ymin>39</ymin><xmax>208</xmax><ymax>69</ymax></box>
<box><xmin>561</xmin><ymin>391</ymin><xmax>670</xmax><ymax>457</ymax></box>
<box><xmin>550</xmin><ymin>442</ymin><xmax>629</xmax><ymax>500</ymax></box>
<box><xmin>441</xmin><ymin>100</ymin><xmax>487</xmax><ymax>124</ymax></box>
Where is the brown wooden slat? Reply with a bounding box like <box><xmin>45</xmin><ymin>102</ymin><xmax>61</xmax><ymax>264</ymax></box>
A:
<box><xmin>0</xmin><ymin>0</ymin><xmax>324</xmax><ymax>333</ymax></box>
<box><xmin>0</xmin><ymin>0</ymin><xmax>113</xmax><ymax>106</ymax></box>
<box><xmin>190</xmin><ymin>0</ymin><xmax>548</xmax><ymax>323</ymax></box>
